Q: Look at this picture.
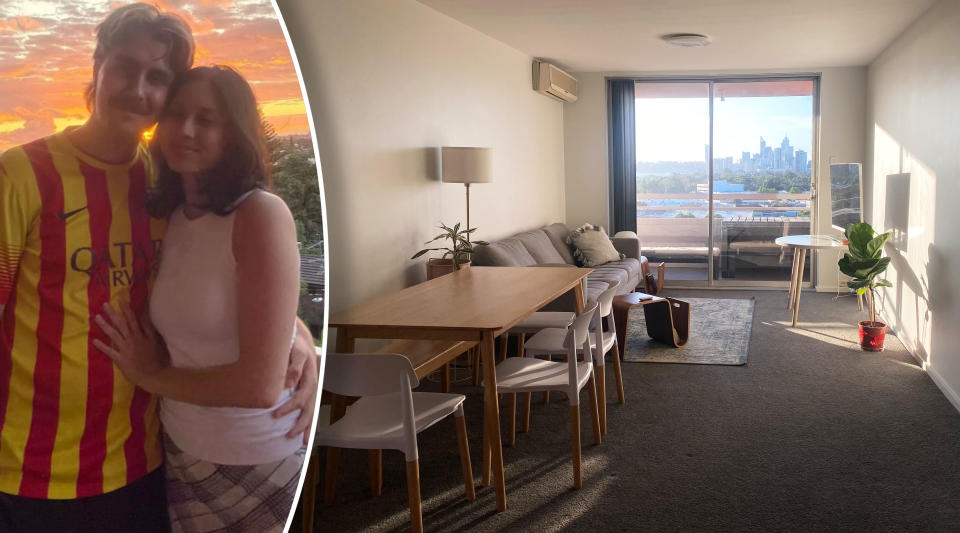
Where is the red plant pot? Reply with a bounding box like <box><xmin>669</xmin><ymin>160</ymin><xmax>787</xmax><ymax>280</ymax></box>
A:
<box><xmin>858</xmin><ymin>321</ymin><xmax>887</xmax><ymax>352</ymax></box>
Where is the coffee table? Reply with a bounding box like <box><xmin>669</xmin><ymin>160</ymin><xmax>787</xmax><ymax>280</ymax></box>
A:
<box><xmin>611</xmin><ymin>293</ymin><xmax>690</xmax><ymax>360</ymax></box>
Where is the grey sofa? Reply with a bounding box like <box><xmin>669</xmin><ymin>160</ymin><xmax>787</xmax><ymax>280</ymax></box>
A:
<box><xmin>471</xmin><ymin>223</ymin><xmax>642</xmax><ymax>311</ymax></box>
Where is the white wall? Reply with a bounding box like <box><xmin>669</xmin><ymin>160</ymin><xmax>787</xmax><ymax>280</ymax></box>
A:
<box><xmin>866</xmin><ymin>0</ymin><xmax>960</xmax><ymax>411</ymax></box>
<box><xmin>277</xmin><ymin>0</ymin><xmax>566</xmax><ymax>314</ymax></box>
<box><xmin>563</xmin><ymin>67</ymin><xmax>867</xmax><ymax>289</ymax></box>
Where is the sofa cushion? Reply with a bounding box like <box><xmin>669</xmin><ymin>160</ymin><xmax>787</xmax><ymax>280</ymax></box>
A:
<box><xmin>515</xmin><ymin>230</ymin><xmax>566</xmax><ymax>264</ymax></box>
<box><xmin>472</xmin><ymin>238</ymin><xmax>537</xmax><ymax>266</ymax></box>
<box><xmin>602</xmin><ymin>257</ymin><xmax>641</xmax><ymax>280</ymax></box>
<box><xmin>568</xmin><ymin>224</ymin><xmax>623</xmax><ymax>267</ymax></box>
<box><xmin>541</xmin><ymin>223</ymin><xmax>577</xmax><ymax>265</ymax></box>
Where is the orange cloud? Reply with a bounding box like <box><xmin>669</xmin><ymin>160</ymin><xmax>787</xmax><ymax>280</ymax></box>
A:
<box><xmin>0</xmin><ymin>16</ymin><xmax>44</xmax><ymax>33</ymax></box>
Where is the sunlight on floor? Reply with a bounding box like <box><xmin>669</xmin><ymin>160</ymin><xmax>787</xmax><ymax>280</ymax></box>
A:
<box><xmin>763</xmin><ymin>321</ymin><xmax>859</xmax><ymax>348</ymax></box>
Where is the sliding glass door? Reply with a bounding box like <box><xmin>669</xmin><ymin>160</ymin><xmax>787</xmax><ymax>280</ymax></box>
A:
<box><xmin>634</xmin><ymin>82</ymin><xmax>712</xmax><ymax>282</ymax></box>
<box><xmin>633</xmin><ymin>76</ymin><xmax>818</xmax><ymax>287</ymax></box>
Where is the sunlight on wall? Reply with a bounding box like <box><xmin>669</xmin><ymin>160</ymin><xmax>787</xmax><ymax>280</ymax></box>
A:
<box><xmin>870</xmin><ymin>123</ymin><xmax>937</xmax><ymax>368</ymax></box>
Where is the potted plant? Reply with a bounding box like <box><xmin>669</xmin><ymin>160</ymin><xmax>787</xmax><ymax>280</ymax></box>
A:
<box><xmin>411</xmin><ymin>222</ymin><xmax>488</xmax><ymax>279</ymax></box>
<box><xmin>837</xmin><ymin>222</ymin><xmax>893</xmax><ymax>351</ymax></box>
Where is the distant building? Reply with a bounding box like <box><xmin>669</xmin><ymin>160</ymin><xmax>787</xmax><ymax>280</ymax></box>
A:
<box><xmin>697</xmin><ymin>180</ymin><xmax>745</xmax><ymax>193</ymax></box>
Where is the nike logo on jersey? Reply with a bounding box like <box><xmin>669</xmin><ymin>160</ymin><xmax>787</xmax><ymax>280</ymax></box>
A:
<box><xmin>58</xmin><ymin>206</ymin><xmax>88</xmax><ymax>220</ymax></box>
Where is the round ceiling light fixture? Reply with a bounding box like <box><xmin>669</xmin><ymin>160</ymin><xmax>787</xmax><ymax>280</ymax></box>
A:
<box><xmin>661</xmin><ymin>33</ymin><xmax>712</xmax><ymax>47</ymax></box>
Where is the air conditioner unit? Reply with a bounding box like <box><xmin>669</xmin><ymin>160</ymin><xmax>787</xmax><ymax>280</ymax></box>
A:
<box><xmin>533</xmin><ymin>60</ymin><xmax>577</xmax><ymax>103</ymax></box>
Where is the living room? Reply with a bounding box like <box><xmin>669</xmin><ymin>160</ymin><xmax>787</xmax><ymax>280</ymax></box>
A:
<box><xmin>279</xmin><ymin>0</ymin><xmax>959</xmax><ymax>530</ymax></box>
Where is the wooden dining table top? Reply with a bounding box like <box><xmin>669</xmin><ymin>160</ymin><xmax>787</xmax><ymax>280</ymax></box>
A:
<box><xmin>329</xmin><ymin>266</ymin><xmax>592</xmax><ymax>333</ymax></box>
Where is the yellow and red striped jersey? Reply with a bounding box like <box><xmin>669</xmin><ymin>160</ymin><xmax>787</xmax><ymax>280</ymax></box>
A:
<box><xmin>0</xmin><ymin>131</ymin><xmax>166</xmax><ymax>499</ymax></box>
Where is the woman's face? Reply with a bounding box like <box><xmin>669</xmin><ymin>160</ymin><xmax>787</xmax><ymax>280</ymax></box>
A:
<box><xmin>158</xmin><ymin>79</ymin><xmax>229</xmax><ymax>176</ymax></box>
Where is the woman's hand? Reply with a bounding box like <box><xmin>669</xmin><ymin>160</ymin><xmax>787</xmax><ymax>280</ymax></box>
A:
<box><xmin>93</xmin><ymin>301</ymin><xmax>169</xmax><ymax>389</ymax></box>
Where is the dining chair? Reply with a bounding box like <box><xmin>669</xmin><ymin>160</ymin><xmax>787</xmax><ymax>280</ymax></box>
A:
<box><xmin>313</xmin><ymin>353</ymin><xmax>475</xmax><ymax>533</ymax></box>
<box><xmin>588</xmin><ymin>279</ymin><xmax>625</xmax><ymax>435</ymax></box>
<box><xmin>494</xmin><ymin>301</ymin><xmax>602</xmax><ymax>489</ymax></box>
<box><xmin>519</xmin><ymin>281</ymin><xmax>624</xmax><ymax>436</ymax></box>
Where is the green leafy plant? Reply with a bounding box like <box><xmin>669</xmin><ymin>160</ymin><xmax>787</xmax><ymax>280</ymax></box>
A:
<box><xmin>838</xmin><ymin>222</ymin><xmax>893</xmax><ymax>324</ymax></box>
<box><xmin>411</xmin><ymin>222</ymin><xmax>488</xmax><ymax>271</ymax></box>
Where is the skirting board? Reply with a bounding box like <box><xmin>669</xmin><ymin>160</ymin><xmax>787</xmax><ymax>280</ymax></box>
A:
<box><xmin>881</xmin><ymin>310</ymin><xmax>960</xmax><ymax>415</ymax></box>
<box><xmin>928</xmin><ymin>364</ymin><xmax>960</xmax><ymax>416</ymax></box>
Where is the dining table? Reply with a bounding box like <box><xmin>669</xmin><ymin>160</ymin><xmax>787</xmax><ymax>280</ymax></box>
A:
<box><xmin>327</xmin><ymin>265</ymin><xmax>592</xmax><ymax>511</ymax></box>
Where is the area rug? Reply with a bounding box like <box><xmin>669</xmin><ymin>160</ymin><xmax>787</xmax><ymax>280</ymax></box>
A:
<box><xmin>624</xmin><ymin>297</ymin><xmax>754</xmax><ymax>365</ymax></box>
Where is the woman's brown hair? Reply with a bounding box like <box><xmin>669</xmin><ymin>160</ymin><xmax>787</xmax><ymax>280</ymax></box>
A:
<box><xmin>148</xmin><ymin>65</ymin><xmax>271</xmax><ymax>218</ymax></box>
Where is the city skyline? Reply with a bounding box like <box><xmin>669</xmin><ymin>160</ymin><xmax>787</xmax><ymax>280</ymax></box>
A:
<box><xmin>707</xmin><ymin>135</ymin><xmax>811</xmax><ymax>174</ymax></box>
<box><xmin>636</xmin><ymin>94</ymin><xmax>813</xmax><ymax>163</ymax></box>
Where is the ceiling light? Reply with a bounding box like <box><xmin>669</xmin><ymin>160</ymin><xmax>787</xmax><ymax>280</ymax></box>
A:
<box><xmin>661</xmin><ymin>33</ymin><xmax>712</xmax><ymax>47</ymax></box>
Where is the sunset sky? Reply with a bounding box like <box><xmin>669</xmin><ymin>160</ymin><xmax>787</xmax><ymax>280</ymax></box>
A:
<box><xmin>0</xmin><ymin>0</ymin><xmax>310</xmax><ymax>153</ymax></box>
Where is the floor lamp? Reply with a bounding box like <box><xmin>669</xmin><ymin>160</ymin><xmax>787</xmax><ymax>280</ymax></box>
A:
<box><xmin>440</xmin><ymin>147</ymin><xmax>491</xmax><ymax>383</ymax></box>
<box><xmin>441</xmin><ymin>147</ymin><xmax>492</xmax><ymax>236</ymax></box>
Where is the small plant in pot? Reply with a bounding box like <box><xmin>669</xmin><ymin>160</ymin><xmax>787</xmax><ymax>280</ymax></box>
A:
<box><xmin>838</xmin><ymin>222</ymin><xmax>893</xmax><ymax>351</ymax></box>
<box><xmin>411</xmin><ymin>222</ymin><xmax>488</xmax><ymax>280</ymax></box>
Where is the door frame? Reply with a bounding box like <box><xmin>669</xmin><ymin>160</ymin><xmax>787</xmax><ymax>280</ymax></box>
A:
<box><xmin>620</xmin><ymin>74</ymin><xmax>822</xmax><ymax>289</ymax></box>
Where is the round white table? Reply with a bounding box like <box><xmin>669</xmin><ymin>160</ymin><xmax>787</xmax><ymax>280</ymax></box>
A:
<box><xmin>775</xmin><ymin>234</ymin><xmax>845</xmax><ymax>327</ymax></box>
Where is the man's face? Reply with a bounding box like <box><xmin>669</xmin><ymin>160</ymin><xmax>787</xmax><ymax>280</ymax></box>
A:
<box><xmin>90</xmin><ymin>33</ymin><xmax>175</xmax><ymax>140</ymax></box>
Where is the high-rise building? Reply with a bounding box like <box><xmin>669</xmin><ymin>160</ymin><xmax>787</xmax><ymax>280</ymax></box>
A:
<box><xmin>795</xmin><ymin>149</ymin><xmax>808</xmax><ymax>173</ymax></box>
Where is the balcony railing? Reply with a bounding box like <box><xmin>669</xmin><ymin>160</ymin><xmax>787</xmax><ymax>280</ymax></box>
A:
<box><xmin>634</xmin><ymin>192</ymin><xmax>812</xmax><ymax>281</ymax></box>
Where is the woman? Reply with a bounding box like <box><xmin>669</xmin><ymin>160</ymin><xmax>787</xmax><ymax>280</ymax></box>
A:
<box><xmin>94</xmin><ymin>65</ymin><xmax>305</xmax><ymax>533</ymax></box>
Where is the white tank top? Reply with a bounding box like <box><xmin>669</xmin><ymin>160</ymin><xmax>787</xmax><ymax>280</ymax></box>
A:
<box><xmin>150</xmin><ymin>193</ymin><xmax>301</xmax><ymax>465</ymax></box>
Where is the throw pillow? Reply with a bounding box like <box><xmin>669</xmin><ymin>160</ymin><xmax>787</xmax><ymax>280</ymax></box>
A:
<box><xmin>566</xmin><ymin>224</ymin><xmax>624</xmax><ymax>267</ymax></box>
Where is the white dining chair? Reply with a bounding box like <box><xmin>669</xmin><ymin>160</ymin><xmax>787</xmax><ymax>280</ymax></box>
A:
<box><xmin>494</xmin><ymin>301</ymin><xmax>602</xmax><ymax>489</ymax></box>
<box><xmin>588</xmin><ymin>279</ymin><xmax>625</xmax><ymax>435</ymax></box>
<box><xmin>314</xmin><ymin>353</ymin><xmax>475</xmax><ymax>533</ymax></box>
<box><xmin>519</xmin><ymin>281</ymin><xmax>624</xmax><ymax>436</ymax></box>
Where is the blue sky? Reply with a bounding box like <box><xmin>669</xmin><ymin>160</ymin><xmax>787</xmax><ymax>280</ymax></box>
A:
<box><xmin>635</xmin><ymin>95</ymin><xmax>813</xmax><ymax>163</ymax></box>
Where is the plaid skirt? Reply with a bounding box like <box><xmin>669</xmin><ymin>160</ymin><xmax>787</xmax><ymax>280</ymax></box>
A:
<box><xmin>163</xmin><ymin>433</ymin><xmax>306</xmax><ymax>533</ymax></box>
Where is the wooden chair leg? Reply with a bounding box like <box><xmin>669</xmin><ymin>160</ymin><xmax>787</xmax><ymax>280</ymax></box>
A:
<box><xmin>656</xmin><ymin>262</ymin><xmax>665</xmax><ymax>293</ymax></box>
<box><xmin>544</xmin><ymin>390</ymin><xmax>551</xmax><ymax>404</ymax></box>
<box><xmin>480</xmin><ymin>423</ymin><xmax>491</xmax><ymax>487</ymax></box>
<box><xmin>301</xmin><ymin>450</ymin><xmax>318</xmax><ymax>533</ymax></box>
<box><xmin>368</xmin><ymin>450</ymin><xmax>382</xmax><ymax>497</ymax></box>
<box><xmin>596</xmin><ymin>365</ymin><xmax>607</xmax><ymax>436</ymax></box>
<box><xmin>323</xmin><ymin>447</ymin><xmax>340</xmax><ymax>504</ymax></box>
<box><xmin>498</xmin><ymin>334</ymin><xmax>509</xmax><ymax>363</ymax></box>
<box><xmin>471</xmin><ymin>347</ymin><xmax>480</xmax><ymax>386</ymax></box>
<box><xmin>406</xmin><ymin>460</ymin><xmax>423</xmax><ymax>533</ymax></box>
<box><xmin>441</xmin><ymin>363</ymin><xmax>450</xmax><ymax>393</ymax></box>
<box><xmin>521</xmin><ymin>392</ymin><xmax>532</xmax><ymax>432</ymax></box>
<box><xmin>454</xmin><ymin>415</ymin><xmax>476</xmax><ymax>501</ymax></box>
<box><xmin>587</xmin><ymin>375</ymin><xmax>602</xmax><ymax>445</ymax></box>
<box><xmin>507</xmin><ymin>393</ymin><xmax>516</xmax><ymax>446</ymax></box>
<box><xmin>611</xmin><ymin>340</ymin><xmax>625</xmax><ymax>404</ymax></box>
<box><xmin>569</xmin><ymin>405</ymin><xmax>582</xmax><ymax>489</ymax></box>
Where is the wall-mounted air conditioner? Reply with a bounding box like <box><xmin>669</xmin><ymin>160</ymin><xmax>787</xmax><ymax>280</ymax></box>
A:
<box><xmin>533</xmin><ymin>60</ymin><xmax>578</xmax><ymax>103</ymax></box>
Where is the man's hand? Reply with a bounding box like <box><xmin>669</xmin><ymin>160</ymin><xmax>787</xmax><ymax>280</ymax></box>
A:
<box><xmin>274</xmin><ymin>318</ymin><xmax>319</xmax><ymax>445</ymax></box>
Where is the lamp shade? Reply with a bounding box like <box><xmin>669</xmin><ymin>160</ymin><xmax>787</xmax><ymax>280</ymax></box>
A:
<box><xmin>441</xmin><ymin>147</ymin><xmax>492</xmax><ymax>184</ymax></box>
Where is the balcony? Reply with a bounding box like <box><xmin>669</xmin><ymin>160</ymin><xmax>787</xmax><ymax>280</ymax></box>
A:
<box><xmin>635</xmin><ymin>193</ymin><xmax>811</xmax><ymax>283</ymax></box>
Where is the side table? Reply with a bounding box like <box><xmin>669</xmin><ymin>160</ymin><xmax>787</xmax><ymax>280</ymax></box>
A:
<box><xmin>774</xmin><ymin>234</ymin><xmax>844</xmax><ymax>327</ymax></box>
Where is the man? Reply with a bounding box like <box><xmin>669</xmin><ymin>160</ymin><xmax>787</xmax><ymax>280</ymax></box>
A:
<box><xmin>0</xmin><ymin>4</ymin><xmax>318</xmax><ymax>531</ymax></box>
